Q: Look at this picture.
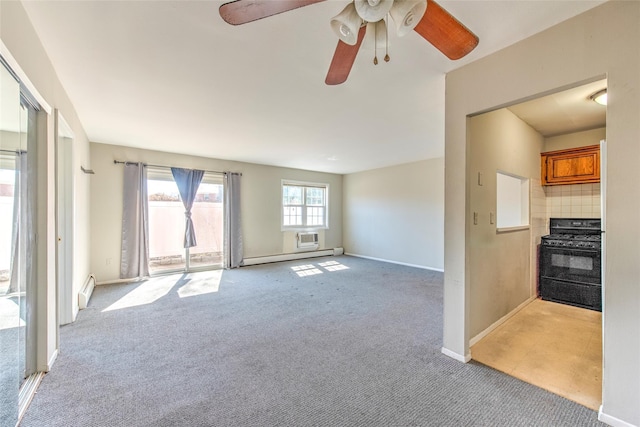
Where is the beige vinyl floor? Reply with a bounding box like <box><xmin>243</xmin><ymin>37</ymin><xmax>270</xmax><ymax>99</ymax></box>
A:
<box><xmin>471</xmin><ymin>298</ymin><xmax>602</xmax><ymax>411</ymax></box>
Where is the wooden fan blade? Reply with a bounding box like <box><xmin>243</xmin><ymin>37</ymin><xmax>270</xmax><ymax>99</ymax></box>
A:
<box><xmin>219</xmin><ymin>0</ymin><xmax>326</xmax><ymax>25</ymax></box>
<box><xmin>325</xmin><ymin>26</ymin><xmax>366</xmax><ymax>86</ymax></box>
<box><xmin>414</xmin><ymin>0</ymin><xmax>479</xmax><ymax>60</ymax></box>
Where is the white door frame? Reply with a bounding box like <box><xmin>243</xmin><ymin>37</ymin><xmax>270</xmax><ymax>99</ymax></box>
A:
<box><xmin>55</xmin><ymin>111</ymin><xmax>75</xmax><ymax>326</ymax></box>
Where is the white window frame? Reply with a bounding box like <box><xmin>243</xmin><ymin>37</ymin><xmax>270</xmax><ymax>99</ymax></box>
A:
<box><xmin>281</xmin><ymin>180</ymin><xmax>329</xmax><ymax>230</ymax></box>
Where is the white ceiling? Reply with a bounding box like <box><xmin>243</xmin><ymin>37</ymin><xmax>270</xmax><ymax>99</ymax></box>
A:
<box><xmin>21</xmin><ymin>0</ymin><xmax>606</xmax><ymax>174</ymax></box>
<box><xmin>507</xmin><ymin>79</ymin><xmax>606</xmax><ymax>137</ymax></box>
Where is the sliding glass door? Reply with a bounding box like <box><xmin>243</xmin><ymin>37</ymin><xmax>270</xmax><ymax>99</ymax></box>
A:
<box><xmin>0</xmin><ymin>60</ymin><xmax>38</xmax><ymax>426</ymax></box>
<box><xmin>147</xmin><ymin>168</ymin><xmax>224</xmax><ymax>275</ymax></box>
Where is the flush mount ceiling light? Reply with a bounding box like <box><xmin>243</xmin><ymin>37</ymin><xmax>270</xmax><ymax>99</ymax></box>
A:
<box><xmin>590</xmin><ymin>89</ymin><xmax>607</xmax><ymax>106</ymax></box>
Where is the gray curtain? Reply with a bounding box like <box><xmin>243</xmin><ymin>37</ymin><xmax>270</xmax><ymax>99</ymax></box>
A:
<box><xmin>120</xmin><ymin>163</ymin><xmax>150</xmax><ymax>279</ymax></box>
<box><xmin>9</xmin><ymin>152</ymin><xmax>27</xmax><ymax>294</ymax></box>
<box><xmin>224</xmin><ymin>172</ymin><xmax>243</xmax><ymax>268</ymax></box>
<box><xmin>171</xmin><ymin>167</ymin><xmax>204</xmax><ymax>248</ymax></box>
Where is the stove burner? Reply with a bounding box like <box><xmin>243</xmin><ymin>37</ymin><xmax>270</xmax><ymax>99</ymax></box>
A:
<box><xmin>541</xmin><ymin>218</ymin><xmax>602</xmax><ymax>250</ymax></box>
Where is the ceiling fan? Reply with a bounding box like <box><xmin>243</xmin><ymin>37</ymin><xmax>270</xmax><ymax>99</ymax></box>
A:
<box><xmin>219</xmin><ymin>0</ymin><xmax>478</xmax><ymax>85</ymax></box>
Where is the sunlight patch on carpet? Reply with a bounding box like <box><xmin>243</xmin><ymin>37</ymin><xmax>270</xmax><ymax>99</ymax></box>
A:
<box><xmin>291</xmin><ymin>261</ymin><xmax>349</xmax><ymax>277</ymax></box>
<box><xmin>178</xmin><ymin>270</ymin><xmax>222</xmax><ymax>298</ymax></box>
<box><xmin>291</xmin><ymin>264</ymin><xmax>323</xmax><ymax>277</ymax></box>
<box><xmin>0</xmin><ymin>297</ymin><xmax>24</xmax><ymax>330</ymax></box>
<box><xmin>102</xmin><ymin>276</ymin><xmax>176</xmax><ymax>312</ymax></box>
<box><xmin>319</xmin><ymin>261</ymin><xmax>349</xmax><ymax>272</ymax></box>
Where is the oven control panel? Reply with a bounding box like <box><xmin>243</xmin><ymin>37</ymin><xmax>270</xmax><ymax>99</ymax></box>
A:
<box><xmin>541</xmin><ymin>239</ymin><xmax>600</xmax><ymax>249</ymax></box>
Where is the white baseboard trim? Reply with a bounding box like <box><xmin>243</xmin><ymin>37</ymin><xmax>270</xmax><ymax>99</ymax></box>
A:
<box><xmin>46</xmin><ymin>348</ymin><xmax>58</xmax><ymax>372</ymax></box>
<box><xmin>344</xmin><ymin>252</ymin><xmax>444</xmax><ymax>272</ymax></box>
<box><xmin>599</xmin><ymin>406</ymin><xmax>637</xmax><ymax>427</ymax></box>
<box><xmin>441</xmin><ymin>347</ymin><xmax>471</xmax><ymax>363</ymax></box>
<box><xmin>469</xmin><ymin>296</ymin><xmax>536</xmax><ymax>347</ymax></box>
<box><xmin>242</xmin><ymin>249</ymin><xmax>335</xmax><ymax>266</ymax></box>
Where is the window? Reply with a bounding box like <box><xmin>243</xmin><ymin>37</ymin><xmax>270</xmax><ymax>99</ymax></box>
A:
<box><xmin>282</xmin><ymin>181</ymin><xmax>328</xmax><ymax>229</ymax></box>
<box><xmin>496</xmin><ymin>171</ymin><xmax>529</xmax><ymax>229</ymax></box>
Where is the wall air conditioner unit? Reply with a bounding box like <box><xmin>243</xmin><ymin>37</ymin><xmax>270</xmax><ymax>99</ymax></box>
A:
<box><xmin>297</xmin><ymin>232</ymin><xmax>319</xmax><ymax>250</ymax></box>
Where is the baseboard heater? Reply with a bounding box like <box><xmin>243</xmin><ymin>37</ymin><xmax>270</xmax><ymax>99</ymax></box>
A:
<box><xmin>78</xmin><ymin>274</ymin><xmax>96</xmax><ymax>309</ymax></box>
<box><xmin>243</xmin><ymin>248</ymin><xmax>343</xmax><ymax>266</ymax></box>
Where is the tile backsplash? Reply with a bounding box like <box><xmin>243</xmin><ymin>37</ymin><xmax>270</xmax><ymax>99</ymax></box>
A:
<box><xmin>530</xmin><ymin>178</ymin><xmax>548</xmax><ymax>240</ymax></box>
<box><xmin>544</xmin><ymin>183</ymin><xmax>601</xmax><ymax>219</ymax></box>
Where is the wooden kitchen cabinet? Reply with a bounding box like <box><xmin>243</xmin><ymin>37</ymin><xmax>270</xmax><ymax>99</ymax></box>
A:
<box><xmin>541</xmin><ymin>144</ymin><xmax>600</xmax><ymax>186</ymax></box>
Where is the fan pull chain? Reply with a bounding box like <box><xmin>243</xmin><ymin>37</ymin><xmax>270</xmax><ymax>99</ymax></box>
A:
<box><xmin>373</xmin><ymin>22</ymin><xmax>378</xmax><ymax>65</ymax></box>
<box><xmin>384</xmin><ymin>16</ymin><xmax>390</xmax><ymax>62</ymax></box>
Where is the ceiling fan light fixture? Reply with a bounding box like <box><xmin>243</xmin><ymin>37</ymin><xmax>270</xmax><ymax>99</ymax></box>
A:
<box><xmin>354</xmin><ymin>0</ymin><xmax>394</xmax><ymax>23</ymax></box>
<box><xmin>330</xmin><ymin>3</ymin><xmax>362</xmax><ymax>45</ymax></box>
<box><xmin>590</xmin><ymin>89</ymin><xmax>607</xmax><ymax>106</ymax></box>
<box><xmin>389</xmin><ymin>0</ymin><xmax>427</xmax><ymax>37</ymax></box>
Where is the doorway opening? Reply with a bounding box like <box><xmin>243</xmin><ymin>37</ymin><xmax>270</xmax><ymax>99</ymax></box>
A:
<box><xmin>467</xmin><ymin>78</ymin><xmax>606</xmax><ymax>410</ymax></box>
<box><xmin>56</xmin><ymin>111</ymin><xmax>75</xmax><ymax>326</ymax></box>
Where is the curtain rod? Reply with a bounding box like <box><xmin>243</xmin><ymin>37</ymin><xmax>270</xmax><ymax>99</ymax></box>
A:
<box><xmin>113</xmin><ymin>160</ymin><xmax>240</xmax><ymax>176</ymax></box>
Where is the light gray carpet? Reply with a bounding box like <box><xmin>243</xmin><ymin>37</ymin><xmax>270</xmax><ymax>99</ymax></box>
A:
<box><xmin>1</xmin><ymin>325</ymin><xmax>20</xmax><ymax>426</ymax></box>
<box><xmin>20</xmin><ymin>256</ymin><xmax>604</xmax><ymax>426</ymax></box>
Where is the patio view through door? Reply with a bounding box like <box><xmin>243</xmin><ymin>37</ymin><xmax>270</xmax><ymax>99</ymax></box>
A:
<box><xmin>147</xmin><ymin>167</ymin><xmax>224</xmax><ymax>274</ymax></box>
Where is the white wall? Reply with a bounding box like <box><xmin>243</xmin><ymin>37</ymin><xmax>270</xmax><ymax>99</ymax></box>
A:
<box><xmin>90</xmin><ymin>143</ymin><xmax>343</xmax><ymax>282</ymax></box>
<box><xmin>343</xmin><ymin>158</ymin><xmax>444</xmax><ymax>271</ymax></box>
<box><xmin>544</xmin><ymin>127</ymin><xmax>605</xmax><ymax>152</ymax></box>
<box><xmin>468</xmin><ymin>109</ymin><xmax>543</xmax><ymax>339</ymax></box>
<box><xmin>445</xmin><ymin>2</ymin><xmax>640</xmax><ymax>425</ymax></box>
<box><xmin>1</xmin><ymin>1</ymin><xmax>92</xmax><ymax>369</ymax></box>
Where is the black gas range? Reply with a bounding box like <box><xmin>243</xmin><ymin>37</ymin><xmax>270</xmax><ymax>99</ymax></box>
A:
<box><xmin>539</xmin><ymin>218</ymin><xmax>602</xmax><ymax>311</ymax></box>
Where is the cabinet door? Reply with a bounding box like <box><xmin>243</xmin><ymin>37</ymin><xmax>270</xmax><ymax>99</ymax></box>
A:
<box><xmin>542</xmin><ymin>145</ymin><xmax>600</xmax><ymax>185</ymax></box>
